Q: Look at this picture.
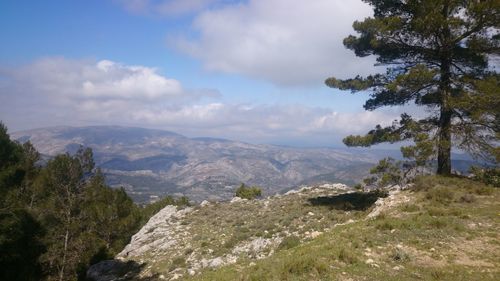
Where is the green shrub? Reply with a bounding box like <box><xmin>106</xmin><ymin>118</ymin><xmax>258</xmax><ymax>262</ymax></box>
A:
<box><xmin>277</xmin><ymin>235</ymin><xmax>301</xmax><ymax>251</ymax></box>
<box><xmin>391</xmin><ymin>248</ymin><xmax>411</xmax><ymax>262</ymax></box>
<box><xmin>470</xmin><ymin>166</ymin><xmax>500</xmax><ymax>187</ymax></box>
<box><xmin>337</xmin><ymin>247</ymin><xmax>358</xmax><ymax>264</ymax></box>
<box><xmin>235</xmin><ymin>184</ymin><xmax>262</xmax><ymax>200</ymax></box>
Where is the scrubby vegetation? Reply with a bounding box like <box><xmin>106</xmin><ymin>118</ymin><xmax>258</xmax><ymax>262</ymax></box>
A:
<box><xmin>235</xmin><ymin>183</ymin><xmax>262</xmax><ymax>200</ymax></box>
<box><xmin>470</xmin><ymin>166</ymin><xmax>500</xmax><ymax>187</ymax></box>
<box><xmin>185</xmin><ymin>176</ymin><xmax>499</xmax><ymax>281</ymax></box>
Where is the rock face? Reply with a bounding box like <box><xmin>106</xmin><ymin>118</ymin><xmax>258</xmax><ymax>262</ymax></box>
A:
<box><xmin>87</xmin><ymin>183</ymin><xmax>371</xmax><ymax>280</ymax></box>
<box><xmin>118</xmin><ymin>206</ymin><xmax>193</xmax><ymax>258</ymax></box>
<box><xmin>12</xmin><ymin>126</ymin><xmax>386</xmax><ymax>202</ymax></box>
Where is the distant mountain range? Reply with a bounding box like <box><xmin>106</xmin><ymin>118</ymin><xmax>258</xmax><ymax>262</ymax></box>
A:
<box><xmin>11</xmin><ymin>126</ymin><xmax>472</xmax><ymax>203</ymax></box>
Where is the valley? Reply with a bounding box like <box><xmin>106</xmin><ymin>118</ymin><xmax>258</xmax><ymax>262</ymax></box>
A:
<box><xmin>13</xmin><ymin>126</ymin><xmax>389</xmax><ymax>202</ymax></box>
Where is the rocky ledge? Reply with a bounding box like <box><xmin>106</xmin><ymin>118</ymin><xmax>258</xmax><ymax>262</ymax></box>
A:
<box><xmin>88</xmin><ymin>183</ymin><xmax>408</xmax><ymax>281</ymax></box>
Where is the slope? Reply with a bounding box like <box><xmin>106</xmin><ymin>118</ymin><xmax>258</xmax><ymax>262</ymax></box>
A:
<box><xmin>88</xmin><ymin>176</ymin><xmax>499</xmax><ymax>281</ymax></box>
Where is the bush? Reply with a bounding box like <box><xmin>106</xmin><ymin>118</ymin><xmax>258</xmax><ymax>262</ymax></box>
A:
<box><xmin>337</xmin><ymin>247</ymin><xmax>358</xmax><ymax>264</ymax></box>
<box><xmin>235</xmin><ymin>184</ymin><xmax>262</xmax><ymax>200</ymax></box>
<box><xmin>277</xmin><ymin>235</ymin><xmax>301</xmax><ymax>251</ymax></box>
<box><xmin>391</xmin><ymin>248</ymin><xmax>411</xmax><ymax>262</ymax></box>
<box><xmin>470</xmin><ymin>166</ymin><xmax>500</xmax><ymax>187</ymax></box>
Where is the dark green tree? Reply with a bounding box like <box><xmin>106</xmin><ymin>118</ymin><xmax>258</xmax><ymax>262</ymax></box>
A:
<box><xmin>0</xmin><ymin>122</ymin><xmax>148</xmax><ymax>280</ymax></box>
<box><xmin>0</xmin><ymin>122</ymin><xmax>26</xmax><ymax>204</ymax></box>
<box><xmin>326</xmin><ymin>0</ymin><xmax>499</xmax><ymax>175</ymax></box>
<box><xmin>81</xmin><ymin>170</ymin><xmax>141</xmax><ymax>254</ymax></box>
<box><xmin>0</xmin><ymin>210</ymin><xmax>46</xmax><ymax>281</ymax></box>
<box><xmin>0</xmin><ymin>122</ymin><xmax>46</xmax><ymax>281</ymax></box>
<box><xmin>34</xmin><ymin>148</ymin><xmax>93</xmax><ymax>281</ymax></box>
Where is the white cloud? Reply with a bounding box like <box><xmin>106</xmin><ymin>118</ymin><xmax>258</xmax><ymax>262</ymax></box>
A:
<box><xmin>0</xmin><ymin>57</ymin><xmax>399</xmax><ymax>146</ymax></box>
<box><xmin>7</xmin><ymin>57</ymin><xmax>185</xmax><ymax>101</ymax></box>
<box><xmin>81</xmin><ymin>60</ymin><xmax>183</xmax><ymax>99</ymax></box>
<box><xmin>128</xmin><ymin>103</ymin><xmax>397</xmax><ymax>145</ymax></box>
<box><xmin>171</xmin><ymin>0</ymin><xmax>379</xmax><ymax>86</ymax></box>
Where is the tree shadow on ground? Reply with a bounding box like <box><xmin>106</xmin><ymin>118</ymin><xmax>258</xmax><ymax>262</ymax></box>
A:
<box><xmin>308</xmin><ymin>191</ymin><xmax>388</xmax><ymax>211</ymax></box>
<box><xmin>86</xmin><ymin>259</ymin><xmax>160</xmax><ymax>281</ymax></box>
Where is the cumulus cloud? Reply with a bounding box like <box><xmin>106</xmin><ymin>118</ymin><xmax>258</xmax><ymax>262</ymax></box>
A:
<box><xmin>171</xmin><ymin>0</ymin><xmax>379</xmax><ymax>86</ymax></box>
<box><xmin>5</xmin><ymin>57</ymin><xmax>188</xmax><ymax>101</ymax></box>
<box><xmin>0</xmin><ymin>57</ymin><xmax>218</xmax><ymax>129</ymax></box>
<box><xmin>0</xmin><ymin>57</ymin><xmax>399</xmax><ymax>146</ymax></box>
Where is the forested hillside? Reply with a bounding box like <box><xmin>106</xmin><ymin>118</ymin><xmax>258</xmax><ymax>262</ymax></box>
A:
<box><xmin>0</xmin><ymin>123</ymin><xmax>187</xmax><ymax>281</ymax></box>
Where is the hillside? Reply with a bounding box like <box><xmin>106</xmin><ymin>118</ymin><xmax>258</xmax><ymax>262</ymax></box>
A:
<box><xmin>88</xmin><ymin>176</ymin><xmax>500</xmax><ymax>281</ymax></box>
<box><xmin>12</xmin><ymin>126</ymin><xmax>388</xmax><ymax>202</ymax></box>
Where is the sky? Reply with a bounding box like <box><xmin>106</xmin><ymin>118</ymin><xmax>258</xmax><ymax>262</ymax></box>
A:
<box><xmin>0</xmin><ymin>0</ymin><xmax>408</xmax><ymax>147</ymax></box>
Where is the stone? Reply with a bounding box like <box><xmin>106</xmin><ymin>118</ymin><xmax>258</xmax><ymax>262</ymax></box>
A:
<box><xmin>209</xmin><ymin>257</ymin><xmax>224</xmax><ymax>268</ymax></box>
<box><xmin>230</xmin><ymin>197</ymin><xmax>246</xmax><ymax>203</ymax></box>
<box><xmin>170</xmin><ymin>273</ymin><xmax>182</xmax><ymax>280</ymax></box>
<box><xmin>307</xmin><ymin>231</ymin><xmax>322</xmax><ymax>239</ymax></box>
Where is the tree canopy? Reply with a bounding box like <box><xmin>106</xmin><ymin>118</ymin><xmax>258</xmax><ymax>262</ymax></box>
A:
<box><xmin>326</xmin><ymin>0</ymin><xmax>499</xmax><ymax>174</ymax></box>
<box><xmin>0</xmin><ymin>122</ymin><xmax>170</xmax><ymax>281</ymax></box>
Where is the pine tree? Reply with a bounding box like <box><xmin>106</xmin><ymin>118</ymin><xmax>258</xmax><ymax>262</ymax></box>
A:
<box><xmin>0</xmin><ymin>122</ymin><xmax>45</xmax><ymax>281</ymax></box>
<box><xmin>326</xmin><ymin>0</ymin><xmax>499</xmax><ymax>175</ymax></box>
<box><xmin>34</xmin><ymin>147</ymin><xmax>94</xmax><ymax>281</ymax></box>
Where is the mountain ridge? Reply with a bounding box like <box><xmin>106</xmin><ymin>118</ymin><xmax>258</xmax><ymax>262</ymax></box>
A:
<box><xmin>12</xmin><ymin>125</ymin><xmax>478</xmax><ymax>203</ymax></box>
<box><xmin>12</xmin><ymin>125</ymin><xmax>384</xmax><ymax>202</ymax></box>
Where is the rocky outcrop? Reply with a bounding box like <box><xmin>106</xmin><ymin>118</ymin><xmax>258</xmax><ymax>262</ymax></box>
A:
<box><xmin>88</xmin><ymin>182</ymin><xmax>406</xmax><ymax>281</ymax></box>
<box><xmin>118</xmin><ymin>206</ymin><xmax>193</xmax><ymax>258</ymax></box>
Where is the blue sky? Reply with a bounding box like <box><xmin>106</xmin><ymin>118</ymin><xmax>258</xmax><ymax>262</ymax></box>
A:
<box><xmin>0</xmin><ymin>0</ymin><xmax>400</xmax><ymax>147</ymax></box>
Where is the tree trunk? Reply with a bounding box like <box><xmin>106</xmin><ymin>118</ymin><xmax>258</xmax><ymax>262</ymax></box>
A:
<box><xmin>436</xmin><ymin>1</ymin><xmax>453</xmax><ymax>176</ymax></box>
<box><xmin>437</xmin><ymin>107</ymin><xmax>452</xmax><ymax>175</ymax></box>
<box><xmin>59</xmin><ymin>229</ymin><xmax>69</xmax><ymax>281</ymax></box>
